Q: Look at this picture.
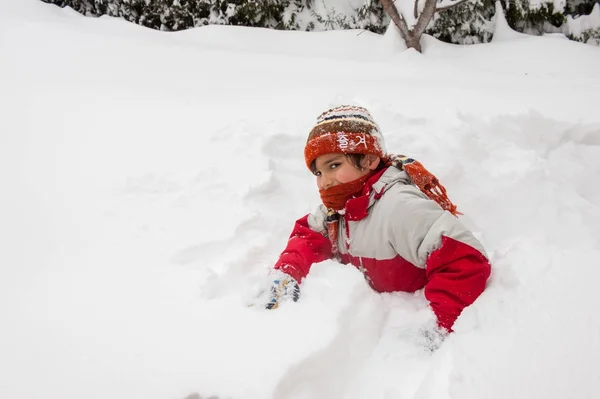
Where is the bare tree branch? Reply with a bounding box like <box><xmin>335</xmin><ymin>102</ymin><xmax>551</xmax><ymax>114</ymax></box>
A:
<box><xmin>413</xmin><ymin>0</ymin><xmax>437</xmax><ymax>37</ymax></box>
<box><xmin>435</xmin><ymin>0</ymin><xmax>471</xmax><ymax>12</ymax></box>
<box><xmin>380</xmin><ymin>0</ymin><xmax>411</xmax><ymax>40</ymax></box>
<box><xmin>414</xmin><ymin>0</ymin><xmax>420</xmax><ymax>19</ymax></box>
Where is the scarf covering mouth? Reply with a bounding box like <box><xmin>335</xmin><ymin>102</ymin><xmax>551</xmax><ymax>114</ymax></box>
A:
<box><xmin>318</xmin><ymin>172</ymin><xmax>375</xmax><ymax>211</ymax></box>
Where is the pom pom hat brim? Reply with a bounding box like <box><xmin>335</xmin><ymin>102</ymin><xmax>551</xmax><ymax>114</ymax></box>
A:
<box><xmin>304</xmin><ymin>106</ymin><xmax>387</xmax><ymax>170</ymax></box>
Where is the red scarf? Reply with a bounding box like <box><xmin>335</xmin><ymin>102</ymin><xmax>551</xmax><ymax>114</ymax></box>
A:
<box><xmin>319</xmin><ymin>172</ymin><xmax>374</xmax><ymax>257</ymax></box>
<box><xmin>385</xmin><ymin>155</ymin><xmax>461</xmax><ymax>217</ymax></box>
<box><xmin>318</xmin><ymin>172</ymin><xmax>374</xmax><ymax>211</ymax></box>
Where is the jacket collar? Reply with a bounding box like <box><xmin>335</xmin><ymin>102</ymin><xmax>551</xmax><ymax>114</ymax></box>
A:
<box><xmin>344</xmin><ymin>166</ymin><xmax>411</xmax><ymax>221</ymax></box>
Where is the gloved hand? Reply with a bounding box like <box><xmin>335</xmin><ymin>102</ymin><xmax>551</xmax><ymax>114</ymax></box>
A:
<box><xmin>264</xmin><ymin>270</ymin><xmax>300</xmax><ymax>310</ymax></box>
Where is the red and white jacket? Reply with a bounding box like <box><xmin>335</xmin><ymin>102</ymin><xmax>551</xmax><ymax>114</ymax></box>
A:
<box><xmin>274</xmin><ymin>166</ymin><xmax>491</xmax><ymax>331</ymax></box>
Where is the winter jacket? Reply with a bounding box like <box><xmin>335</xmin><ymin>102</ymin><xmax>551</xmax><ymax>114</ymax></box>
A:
<box><xmin>274</xmin><ymin>166</ymin><xmax>491</xmax><ymax>331</ymax></box>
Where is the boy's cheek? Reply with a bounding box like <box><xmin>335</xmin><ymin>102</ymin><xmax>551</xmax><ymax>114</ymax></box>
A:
<box><xmin>336</xmin><ymin>170</ymin><xmax>355</xmax><ymax>184</ymax></box>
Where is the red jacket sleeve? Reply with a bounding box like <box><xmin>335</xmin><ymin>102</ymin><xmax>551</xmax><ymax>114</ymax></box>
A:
<box><xmin>274</xmin><ymin>214</ymin><xmax>333</xmax><ymax>283</ymax></box>
<box><xmin>424</xmin><ymin>236</ymin><xmax>491</xmax><ymax>331</ymax></box>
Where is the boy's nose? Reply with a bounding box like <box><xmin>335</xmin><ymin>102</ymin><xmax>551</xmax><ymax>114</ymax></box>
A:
<box><xmin>321</xmin><ymin>176</ymin><xmax>335</xmax><ymax>190</ymax></box>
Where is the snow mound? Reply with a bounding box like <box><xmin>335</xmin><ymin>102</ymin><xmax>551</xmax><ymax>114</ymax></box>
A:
<box><xmin>1</xmin><ymin>1</ymin><xmax>600</xmax><ymax>399</ymax></box>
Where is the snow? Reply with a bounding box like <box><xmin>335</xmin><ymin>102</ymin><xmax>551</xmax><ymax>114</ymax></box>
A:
<box><xmin>492</xmin><ymin>1</ymin><xmax>529</xmax><ymax>42</ymax></box>
<box><xmin>567</xmin><ymin>3</ymin><xmax>600</xmax><ymax>44</ymax></box>
<box><xmin>1</xmin><ymin>1</ymin><xmax>600</xmax><ymax>399</ymax></box>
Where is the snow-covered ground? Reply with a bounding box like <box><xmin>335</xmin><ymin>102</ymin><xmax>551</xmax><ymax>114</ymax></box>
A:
<box><xmin>1</xmin><ymin>1</ymin><xmax>600</xmax><ymax>399</ymax></box>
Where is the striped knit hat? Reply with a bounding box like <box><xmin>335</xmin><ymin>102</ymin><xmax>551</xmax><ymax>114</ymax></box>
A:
<box><xmin>304</xmin><ymin>105</ymin><xmax>387</xmax><ymax>170</ymax></box>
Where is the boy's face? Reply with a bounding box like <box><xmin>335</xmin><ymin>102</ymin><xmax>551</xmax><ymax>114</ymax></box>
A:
<box><xmin>314</xmin><ymin>153</ymin><xmax>379</xmax><ymax>190</ymax></box>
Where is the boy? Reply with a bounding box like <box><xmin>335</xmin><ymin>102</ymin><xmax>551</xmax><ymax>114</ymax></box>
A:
<box><xmin>265</xmin><ymin>105</ymin><xmax>490</xmax><ymax>333</ymax></box>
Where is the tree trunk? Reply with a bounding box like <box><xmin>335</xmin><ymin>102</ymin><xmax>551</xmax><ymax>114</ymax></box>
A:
<box><xmin>404</xmin><ymin>33</ymin><xmax>422</xmax><ymax>52</ymax></box>
<box><xmin>382</xmin><ymin>0</ymin><xmax>466</xmax><ymax>52</ymax></box>
<box><xmin>380</xmin><ymin>0</ymin><xmax>414</xmax><ymax>48</ymax></box>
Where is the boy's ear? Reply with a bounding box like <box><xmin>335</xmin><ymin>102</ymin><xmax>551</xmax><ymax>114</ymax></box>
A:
<box><xmin>364</xmin><ymin>154</ymin><xmax>381</xmax><ymax>171</ymax></box>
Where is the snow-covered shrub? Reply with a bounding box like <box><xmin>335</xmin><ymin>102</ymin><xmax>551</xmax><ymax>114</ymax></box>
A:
<box><xmin>306</xmin><ymin>0</ymin><xmax>388</xmax><ymax>32</ymax></box>
<box><xmin>41</xmin><ymin>0</ymin><xmax>387</xmax><ymax>32</ymax></box>
<box><xmin>216</xmin><ymin>0</ymin><xmax>290</xmax><ymax>29</ymax></box>
<box><xmin>39</xmin><ymin>0</ymin><xmax>600</xmax><ymax>46</ymax></box>
<box><xmin>565</xmin><ymin>2</ymin><xmax>600</xmax><ymax>44</ymax></box>
<box><xmin>427</xmin><ymin>0</ymin><xmax>495</xmax><ymax>44</ymax></box>
<box><xmin>355</xmin><ymin>1</ymin><xmax>389</xmax><ymax>33</ymax></box>
<box><xmin>504</xmin><ymin>0</ymin><xmax>566</xmax><ymax>35</ymax></box>
<box><xmin>502</xmin><ymin>0</ymin><xmax>600</xmax><ymax>44</ymax></box>
<box><xmin>426</xmin><ymin>0</ymin><xmax>599</xmax><ymax>45</ymax></box>
<box><xmin>565</xmin><ymin>0</ymin><xmax>597</xmax><ymax>16</ymax></box>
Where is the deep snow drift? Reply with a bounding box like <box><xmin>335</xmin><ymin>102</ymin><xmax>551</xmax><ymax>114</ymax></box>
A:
<box><xmin>1</xmin><ymin>1</ymin><xmax>599</xmax><ymax>399</ymax></box>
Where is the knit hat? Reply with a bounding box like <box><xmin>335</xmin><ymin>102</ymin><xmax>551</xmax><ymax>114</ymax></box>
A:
<box><xmin>304</xmin><ymin>105</ymin><xmax>387</xmax><ymax>170</ymax></box>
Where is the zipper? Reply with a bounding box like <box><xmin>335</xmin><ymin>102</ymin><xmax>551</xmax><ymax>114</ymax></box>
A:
<box><xmin>344</xmin><ymin>217</ymin><xmax>350</xmax><ymax>251</ymax></box>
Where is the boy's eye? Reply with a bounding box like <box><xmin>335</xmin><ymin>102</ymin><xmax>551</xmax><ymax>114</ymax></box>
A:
<box><xmin>330</xmin><ymin>163</ymin><xmax>340</xmax><ymax>169</ymax></box>
<box><xmin>313</xmin><ymin>171</ymin><xmax>322</xmax><ymax>177</ymax></box>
